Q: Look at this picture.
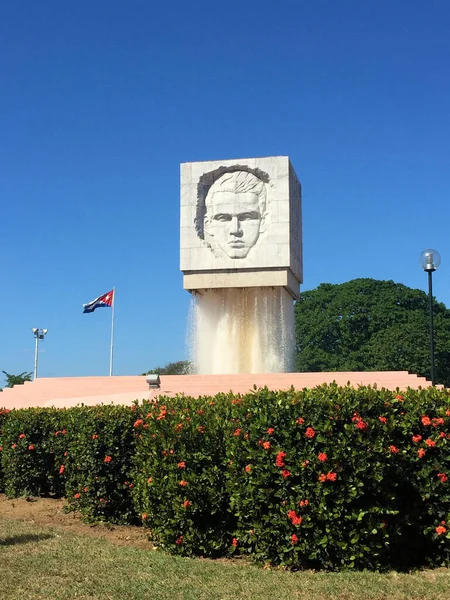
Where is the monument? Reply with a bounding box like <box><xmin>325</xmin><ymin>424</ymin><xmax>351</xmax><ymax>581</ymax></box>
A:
<box><xmin>181</xmin><ymin>156</ymin><xmax>303</xmax><ymax>374</ymax></box>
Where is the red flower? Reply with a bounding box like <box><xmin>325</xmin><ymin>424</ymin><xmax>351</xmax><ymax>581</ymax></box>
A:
<box><xmin>440</xmin><ymin>432</ymin><xmax>446</xmax><ymax>438</ymax></box>
<box><xmin>245</xmin><ymin>465</ymin><xmax>252</xmax><ymax>473</ymax></box>
<box><xmin>183</xmin><ymin>500</ymin><xmax>192</xmax><ymax>508</ymax></box>
<box><xmin>104</xmin><ymin>455</ymin><xmax>112</xmax><ymax>463</ymax></box>
<box><xmin>92</xmin><ymin>434</ymin><xmax>99</xmax><ymax>440</ymax></box>
<box><xmin>412</xmin><ymin>434</ymin><xmax>422</xmax><ymax>443</ymax></box>
<box><xmin>436</xmin><ymin>525</ymin><xmax>447</xmax><ymax>535</ymax></box>
<box><xmin>291</xmin><ymin>533</ymin><xmax>299</xmax><ymax>545</ymax></box>
<box><xmin>389</xmin><ymin>445</ymin><xmax>399</xmax><ymax>454</ymax></box>
<box><xmin>318</xmin><ymin>473</ymin><xmax>327</xmax><ymax>482</ymax></box>
<box><xmin>147</xmin><ymin>477</ymin><xmax>153</xmax><ymax>483</ymax></box>
<box><xmin>233</xmin><ymin>428</ymin><xmax>241</xmax><ymax>437</ymax></box>
<box><xmin>432</xmin><ymin>418</ymin><xmax>444</xmax><ymax>427</ymax></box>
<box><xmin>305</xmin><ymin>427</ymin><xmax>316</xmax><ymax>439</ymax></box>
<box><xmin>446</xmin><ymin>409</ymin><xmax>450</xmax><ymax>416</ymax></box>
<box><xmin>296</xmin><ymin>417</ymin><xmax>305</xmax><ymax>425</ymax></box>
<box><xmin>61</xmin><ymin>430</ymin><xmax>67</xmax><ymax>435</ymax></box>
<box><xmin>267</xmin><ymin>427</ymin><xmax>275</xmax><ymax>435</ymax></box>
<box><xmin>19</xmin><ymin>433</ymin><xmax>26</xmax><ymax>439</ymax></box>
<box><xmin>299</xmin><ymin>499</ymin><xmax>309</xmax><ymax>508</ymax></box>
<box><xmin>425</xmin><ymin>439</ymin><xmax>436</xmax><ymax>448</ymax></box>
<box><xmin>326</xmin><ymin>472</ymin><xmax>337</xmax><ymax>481</ymax></box>
<box><xmin>275</xmin><ymin>451</ymin><xmax>286</xmax><ymax>467</ymax></box>
<box><xmin>301</xmin><ymin>460</ymin><xmax>310</xmax><ymax>467</ymax></box>
<box><xmin>133</xmin><ymin>419</ymin><xmax>144</xmax><ymax>428</ymax></box>
<box><xmin>262</xmin><ymin>441</ymin><xmax>271</xmax><ymax>450</ymax></box>
<box><xmin>421</xmin><ymin>416</ymin><xmax>431</xmax><ymax>426</ymax></box>
<box><xmin>395</xmin><ymin>395</ymin><xmax>403</xmax><ymax>401</ymax></box>
<box><xmin>74</xmin><ymin>493</ymin><xmax>81</xmax><ymax>499</ymax></box>
<box><xmin>59</xmin><ymin>465</ymin><xmax>65</xmax><ymax>474</ymax></box>
<box><xmin>355</xmin><ymin>418</ymin><xmax>368</xmax><ymax>430</ymax></box>
<box><xmin>288</xmin><ymin>510</ymin><xmax>302</xmax><ymax>526</ymax></box>
<box><xmin>142</xmin><ymin>513</ymin><xmax>148</xmax><ymax>520</ymax></box>
<box><xmin>281</xmin><ymin>469</ymin><xmax>291</xmax><ymax>478</ymax></box>
<box><xmin>28</xmin><ymin>444</ymin><xmax>35</xmax><ymax>451</ymax></box>
<box><xmin>232</xmin><ymin>537</ymin><xmax>238</xmax><ymax>547</ymax></box>
<box><xmin>175</xmin><ymin>536</ymin><xmax>184</xmax><ymax>545</ymax></box>
<box><xmin>417</xmin><ymin>448</ymin><xmax>426</xmax><ymax>458</ymax></box>
<box><xmin>11</xmin><ymin>443</ymin><xmax>17</xmax><ymax>449</ymax></box>
<box><xmin>179</xmin><ymin>480</ymin><xmax>188</xmax><ymax>487</ymax></box>
<box><xmin>378</xmin><ymin>416</ymin><xmax>388</xmax><ymax>424</ymax></box>
<box><xmin>318</xmin><ymin>452</ymin><xmax>327</xmax><ymax>462</ymax></box>
<box><xmin>437</xmin><ymin>473</ymin><xmax>448</xmax><ymax>483</ymax></box>
<box><xmin>178</xmin><ymin>461</ymin><xmax>186</xmax><ymax>469</ymax></box>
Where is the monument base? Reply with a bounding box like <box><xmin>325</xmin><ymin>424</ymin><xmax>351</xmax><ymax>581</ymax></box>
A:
<box><xmin>0</xmin><ymin>372</ymin><xmax>441</xmax><ymax>410</ymax></box>
<box><xmin>183</xmin><ymin>268</ymin><xmax>301</xmax><ymax>301</ymax></box>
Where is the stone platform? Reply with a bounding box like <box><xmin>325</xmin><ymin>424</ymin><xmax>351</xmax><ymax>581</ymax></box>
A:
<box><xmin>0</xmin><ymin>371</ymin><xmax>441</xmax><ymax>410</ymax></box>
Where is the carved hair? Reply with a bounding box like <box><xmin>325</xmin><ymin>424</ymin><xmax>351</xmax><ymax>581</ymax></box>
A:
<box><xmin>205</xmin><ymin>171</ymin><xmax>267</xmax><ymax>215</ymax></box>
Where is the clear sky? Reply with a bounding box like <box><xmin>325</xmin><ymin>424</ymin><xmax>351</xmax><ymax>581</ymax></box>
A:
<box><xmin>1</xmin><ymin>1</ymin><xmax>449</xmax><ymax>386</ymax></box>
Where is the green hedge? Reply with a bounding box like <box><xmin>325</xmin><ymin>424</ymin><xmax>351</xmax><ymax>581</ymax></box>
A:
<box><xmin>0</xmin><ymin>408</ymin><xmax>10</xmax><ymax>492</ymax></box>
<box><xmin>132</xmin><ymin>394</ymin><xmax>233</xmax><ymax>556</ymax></box>
<box><xmin>0</xmin><ymin>404</ymin><xmax>139</xmax><ymax>524</ymax></box>
<box><xmin>63</xmin><ymin>405</ymin><xmax>140</xmax><ymax>524</ymax></box>
<box><xmin>1</xmin><ymin>408</ymin><xmax>68</xmax><ymax>497</ymax></box>
<box><xmin>1</xmin><ymin>385</ymin><xmax>450</xmax><ymax>570</ymax></box>
<box><xmin>225</xmin><ymin>385</ymin><xmax>450</xmax><ymax>570</ymax></box>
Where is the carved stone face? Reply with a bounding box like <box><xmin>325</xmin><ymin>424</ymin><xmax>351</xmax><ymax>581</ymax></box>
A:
<box><xmin>204</xmin><ymin>191</ymin><xmax>262</xmax><ymax>258</ymax></box>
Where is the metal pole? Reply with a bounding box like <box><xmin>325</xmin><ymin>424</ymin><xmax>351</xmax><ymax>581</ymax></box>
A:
<box><xmin>109</xmin><ymin>287</ymin><xmax>115</xmax><ymax>377</ymax></box>
<box><xmin>428</xmin><ymin>270</ymin><xmax>435</xmax><ymax>386</ymax></box>
<box><xmin>34</xmin><ymin>334</ymin><xmax>39</xmax><ymax>380</ymax></box>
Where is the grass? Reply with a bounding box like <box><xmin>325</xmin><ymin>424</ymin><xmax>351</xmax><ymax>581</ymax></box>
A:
<box><xmin>1</xmin><ymin>517</ymin><xmax>450</xmax><ymax>600</ymax></box>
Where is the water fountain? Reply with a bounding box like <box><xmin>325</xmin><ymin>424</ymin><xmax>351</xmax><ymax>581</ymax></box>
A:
<box><xmin>181</xmin><ymin>156</ymin><xmax>302</xmax><ymax>374</ymax></box>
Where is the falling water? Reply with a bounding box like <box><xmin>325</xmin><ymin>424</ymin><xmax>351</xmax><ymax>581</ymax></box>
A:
<box><xmin>187</xmin><ymin>287</ymin><xmax>294</xmax><ymax>374</ymax></box>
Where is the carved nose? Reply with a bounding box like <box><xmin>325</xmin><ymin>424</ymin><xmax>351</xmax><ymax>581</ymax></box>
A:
<box><xmin>229</xmin><ymin>216</ymin><xmax>242</xmax><ymax>236</ymax></box>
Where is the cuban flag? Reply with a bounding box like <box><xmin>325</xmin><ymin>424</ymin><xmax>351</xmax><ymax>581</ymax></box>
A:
<box><xmin>83</xmin><ymin>289</ymin><xmax>114</xmax><ymax>313</ymax></box>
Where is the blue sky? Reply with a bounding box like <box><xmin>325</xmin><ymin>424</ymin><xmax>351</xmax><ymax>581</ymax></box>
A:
<box><xmin>1</xmin><ymin>1</ymin><xmax>449</xmax><ymax>385</ymax></box>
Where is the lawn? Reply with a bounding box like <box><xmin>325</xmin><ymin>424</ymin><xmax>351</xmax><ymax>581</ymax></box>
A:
<box><xmin>1</xmin><ymin>514</ymin><xmax>450</xmax><ymax>600</ymax></box>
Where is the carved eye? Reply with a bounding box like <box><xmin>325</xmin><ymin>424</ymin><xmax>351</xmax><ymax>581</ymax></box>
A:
<box><xmin>239</xmin><ymin>212</ymin><xmax>260</xmax><ymax>221</ymax></box>
<box><xmin>213</xmin><ymin>214</ymin><xmax>232</xmax><ymax>222</ymax></box>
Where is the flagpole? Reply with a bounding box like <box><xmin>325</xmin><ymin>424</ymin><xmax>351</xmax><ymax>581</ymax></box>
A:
<box><xmin>109</xmin><ymin>287</ymin><xmax>115</xmax><ymax>376</ymax></box>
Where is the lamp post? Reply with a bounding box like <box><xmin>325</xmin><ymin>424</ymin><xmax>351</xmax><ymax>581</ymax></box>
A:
<box><xmin>32</xmin><ymin>328</ymin><xmax>48</xmax><ymax>379</ymax></box>
<box><xmin>419</xmin><ymin>249</ymin><xmax>441</xmax><ymax>386</ymax></box>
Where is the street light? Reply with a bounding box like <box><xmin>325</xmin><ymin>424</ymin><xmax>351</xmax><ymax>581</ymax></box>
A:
<box><xmin>32</xmin><ymin>328</ymin><xmax>48</xmax><ymax>379</ymax></box>
<box><xmin>419</xmin><ymin>249</ymin><xmax>441</xmax><ymax>386</ymax></box>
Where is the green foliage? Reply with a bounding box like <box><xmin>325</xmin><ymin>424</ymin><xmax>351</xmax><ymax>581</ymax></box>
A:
<box><xmin>0</xmin><ymin>408</ymin><xmax>67</xmax><ymax>497</ymax></box>
<box><xmin>0</xmin><ymin>405</ymin><xmax>138</xmax><ymax>524</ymax></box>
<box><xmin>0</xmin><ymin>408</ymin><xmax>10</xmax><ymax>492</ymax></box>
<box><xmin>2</xmin><ymin>370</ymin><xmax>33</xmax><ymax>388</ymax></box>
<box><xmin>142</xmin><ymin>360</ymin><xmax>191</xmax><ymax>376</ymax></box>
<box><xmin>62</xmin><ymin>405</ymin><xmax>139</xmax><ymax>524</ymax></box>
<box><xmin>132</xmin><ymin>394</ymin><xmax>233</xmax><ymax>556</ymax></box>
<box><xmin>226</xmin><ymin>385</ymin><xmax>450</xmax><ymax>570</ymax></box>
<box><xmin>295</xmin><ymin>279</ymin><xmax>450</xmax><ymax>387</ymax></box>
<box><xmin>1</xmin><ymin>386</ymin><xmax>450</xmax><ymax>570</ymax></box>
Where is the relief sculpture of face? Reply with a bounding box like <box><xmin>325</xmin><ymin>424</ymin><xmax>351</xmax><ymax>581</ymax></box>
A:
<box><xmin>203</xmin><ymin>171</ymin><xmax>267</xmax><ymax>259</ymax></box>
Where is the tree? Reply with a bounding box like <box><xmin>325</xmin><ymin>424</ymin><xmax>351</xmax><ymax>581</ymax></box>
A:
<box><xmin>1</xmin><ymin>371</ymin><xmax>33</xmax><ymax>389</ymax></box>
<box><xmin>294</xmin><ymin>279</ymin><xmax>450</xmax><ymax>387</ymax></box>
<box><xmin>142</xmin><ymin>361</ymin><xmax>191</xmax><ymax>376</ymax></box>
